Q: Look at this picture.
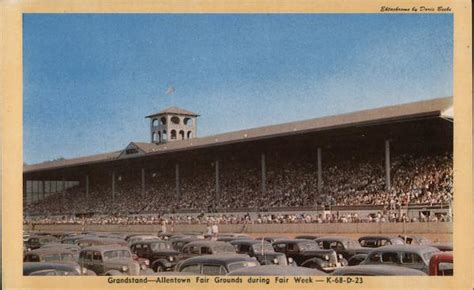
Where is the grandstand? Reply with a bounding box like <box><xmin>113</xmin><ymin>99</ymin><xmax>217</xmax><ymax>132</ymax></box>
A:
<box><xmin>23</xmin><ymin>97</ymin><xmax>453</xmax><ymax>223</ymax></box>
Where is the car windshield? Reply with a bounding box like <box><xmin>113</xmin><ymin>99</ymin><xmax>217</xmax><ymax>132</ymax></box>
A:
<box><xmin>103</xmin><ymin>250</ymin><xmax>131</xmax><ymax>260</ymax></box>
<box><xmin>252</xmin><ymin>243</ymin><xmax>275</xmax><ymax>253</ymax></box>
<box><xmin>299</xmin><ymin>242</ymin><xmax>320</xmax><ymax>251</ymax></box>
<box><xmin>214</xmin><ymin>245</ymin><xmax>237</xmax><ymax>254</ymax></box>
<box><xmin>227</xmin><ymin>261</ymin><xmax>258</xmax><ymax>272</ymax></box>
<box><xmin>151</xmin><ymin>242</ymin><xmax>172</xmax><ymax>251</ymax></box>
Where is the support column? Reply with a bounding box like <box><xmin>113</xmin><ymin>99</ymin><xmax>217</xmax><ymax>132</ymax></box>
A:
<box><xmin>261</xmin><ymin>154</ymin><xmax>266</xmax><ymax>194</ymax></box>
<box><xmin>112</xmin><ymin>172</ymin><xmax>115</xmax><ymax>202</ymax></box>
<box><xmin>85</xmin><ymin>175</ymin><xmax>89</xmax><ymax>200</ymax></box>
<box><xmin>175</xmin><ymin>163</ymin><xmax>180</xmax><ymax>198</ymax></box>
<box><xmin>41</xmin><ymin>180</ymin><xmax>45</xmax><ymax>200</ymax></box>
<box><xmin>141</xmin><ymin>168</ymin><xmax>146</xmax><ymax>198</ymax></box>
<box><xmin>215</xmin><ymin>160</ymin><xmax>220</xmax><ymax>198</ymax></box>
<box><xmin>62</xmin><ymin>178</ymin><xmax>66</xmax><ymax>199</ymax></box>
<box><xmin>385</xmin><ymin>139</ymin><xmax>391</xmax><ymax>190</ymax></box>
<box><xmin>23</xmin><ymin>178</ymin><xmax>27</xmax><ymax>205</ymax></box>
<box><xmin>317</xmin><ymin>147</ymin><xmax>322</xmax><ymax>192</ymax></box>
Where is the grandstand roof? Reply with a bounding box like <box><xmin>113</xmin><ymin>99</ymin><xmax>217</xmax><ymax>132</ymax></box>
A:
<box><xmin>24</xmin><ymin>97</ymin><xmax>452</xmax><ymax>173</ymax></box>
<box><xmin>145</xmin><ymin>106</ymin><xmax>199</xmax><ymax>118</ymax></box>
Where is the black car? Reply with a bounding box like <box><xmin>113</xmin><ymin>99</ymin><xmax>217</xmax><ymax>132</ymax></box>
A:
<box><xmin>272</xmin><ymin>239</ymin><xmax>340</xmax><ymax>272</ymax></box>
<box><xmin>361</xmin><ymin>245</ymin><xmax>440</xmax><ymax>274</ymax></box>
<box><xmin>25</xmin><ymin>235</ymin><xmax>59</xmax><ymax>251</ymax></box>
<box><xmin>130</xmin><ymin>240</ymin><xmax>179</xmax><ymax>272</ymax></box>
<box><xmin>230</xmin><ymin>239</ymin><xmax>291</xmax><ymax>266</ymax></box>
<box><xmin>315</xmin><ymin>236</ymin><xmax>371</xmax><ymax>261</ymax></box>
<box><xmin>23</xmin><ymin>262</ymin><xmax>82</xmax><ymax>276</ymax></box>
<box><xmin>176</xmin><ymin>255</ymin><xmax>259</xmax><ymax>275</ymax></box>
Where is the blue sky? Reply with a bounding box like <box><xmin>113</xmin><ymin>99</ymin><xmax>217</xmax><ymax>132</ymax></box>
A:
<box><xmin>23</xmin><ymin>14</ymin><xmax>453</xmax><ymax>164</ymax></box>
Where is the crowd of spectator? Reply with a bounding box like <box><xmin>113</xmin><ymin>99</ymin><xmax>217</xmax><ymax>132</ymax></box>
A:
<box><xmin>24</xmin><ymin>210</ymin><xmax>452</xmax><ymax>226</ymax></box>
<box><xmin>24</xmin><ymin>149</ymin><xmax>453</xmax><ymax>218</ymax></box>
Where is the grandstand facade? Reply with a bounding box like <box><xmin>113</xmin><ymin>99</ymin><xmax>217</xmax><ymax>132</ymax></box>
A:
<box><xmin>23</xmin><ymin>97</ymin><xmax>453</xmax><ymax>218</ymax></box>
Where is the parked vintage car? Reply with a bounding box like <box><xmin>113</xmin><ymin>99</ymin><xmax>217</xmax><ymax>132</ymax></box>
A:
<box><xmin>175</xmin><ymin>255</ymin><xmax>258</xmax><ymax>275</ymax></box>
<box><xmin>361</xmin><ymin>245</ymin><xmax>440</xmax><ymax>274</ymax></box>
<box><xmin>130</xmin><ymin>240</ymin><xmax>180</xmax><ymax>272</ymax></box>
<box><xmin>78</xmin><ymin>245</ymin><xmax>144</xmax><ymax>276</ymax></box>
<box><xmin>331</xmin><ymin>264</ymin><xmax>427</xmax><ymax>276</ymax></box>
<box><xmin>429</xmin><ymin>251</ymin><xmax>453</xmax><ymax>276</ymax></box>
<box><xmin>25</xmin><ymin>235</ymin><xmax>59</xmax><ymax>251</ymax></box>
<box><xmin>315</xmin><ymin>236</ymin><xmax>371</xmax><ymax>261</ymax></box>
<box><xmin>272</xmin><ymin>239</ymin><xmax>340</xmax><ymax>272</ymax></box>
<box><xmin>230</xmin><ymin>239</ymin><xmax>291</xmax><ymax>266</ymax></box>
<box><xmin>24</xmin><ymin>248</ymin><xmax>94</xmax><ymax>275</ymax></box>
<box><xmin>358</xmin><ymin>236</ymin><xmax>405</xmax><ymax>248</ymax></box>
<box><xmin>24</xmin><ymin>248</ymin><xmax>77</xmax><ymax>264</ymax></box>
<box><xmin>23</xmin><ymin>262</ymin><xmax>84</xmax><ymax>276</ymax></box>
<box><xmin>227</xmin><ymin>265</ymin><xmax>327</xmax><ymax>276</ymax></box>
<box><xmin>179</xmin><ymin>240</ymin><xmax>237</xmax><ymax>260</ymax></box>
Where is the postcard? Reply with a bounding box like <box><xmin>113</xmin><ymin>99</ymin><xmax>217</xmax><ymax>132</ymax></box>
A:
<box><xmin>0</xmin><ymin>0</ymin><xmax>472</xmax><ymax>289</ymax></box>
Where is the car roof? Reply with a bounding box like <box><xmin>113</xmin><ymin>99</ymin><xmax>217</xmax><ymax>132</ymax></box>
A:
<box><xmin>81</xmin><ymin>245</ymin><xmax>130</xmax><ymax>252</ymax></box>
<box><xmin>228</xmin><ymin>265</ymin><xmax>327</xmax><ymax>276</ymax></box>
<box><xmin>184</xmin><ymin>240</ymin><xmax>233</xmax><ymax>247</ymax></box>
<box><xmin>128</xmin><ymin>235</ymin><xmax>159</xmax><ymax>238</ymax></box>
<box><xmin>41</xmin><ymin>243</ymin><xmax>80</xmax><ymax>248</ymax></box>
<box><xmin>369</xmin><ymin>245</ymin><xmax>439</xmax><ymax>254</ymax></box>
<box><xmin>430</xmin><ymin>251</ymin><xmax>453</xmax><ymax>259</ymax></box>
<box><xmin>230</xmin><ymin>240</ymin><xmax>271</xmax><ymax>246</ymax></box>
<box><xmin>172</xmin><ymin>236</ymin><xmax>202</xmax><ymax>242</ymax></box>
<box><xmin>132</xmin><ymin>239</ymin><xmax>167</xmax><ymax>243</ymax></box>
<box><xmin>272</xmin><ymin>239</ymin><xmax>317</xmax><ymax>243</ymax></box>
<box><xmin>331</xmin><ymin>264</ymin><xmax>427</xmax><ymax>276</ymax></box>
<box><xmin>315</xmin><ymin>236</ymin><xmax>356</xmax><ymax>242</ymax></box>
<box><xmin>78</xmin><ymin>237</ymin><xmax>126</xmax><ymax>243</ymax></box>
<box><xmin>180</xmin><ymin>254</ymin><xmax>256</xmax><ymax>265</ymax></box>
<box><xmin>26</xmin><ymin>248</ymin><xmax>74</xmax><ymax>255</ymax></box>
<box><xmin>358</xmin><ymin>236</ymin><xmax>402</xmax><ymax>240</ymax></box>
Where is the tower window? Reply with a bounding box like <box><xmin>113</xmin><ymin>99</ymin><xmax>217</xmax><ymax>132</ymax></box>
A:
<box><xmin>171</xmin><ymin>116</ymin><xmax>180</xmax><ymax>125</ymax></box>
<box><xmin>184</xmin><ymin>117</ymin><xmax>193</xmax><ymax>127</ymax></box>
<box><xmin>171</xmin><ymin>130</ymin><xmax>177</xmax><ymax>140</ymax></box>
<box><xmin>160</xmin><ymin>117</ymin><xmax>167</xmax><ymax>125</ymax></box>
<box><xmin>179</xmin><ymin>130</ymin><xmax>185</xmax><ymax>140</ymax></box>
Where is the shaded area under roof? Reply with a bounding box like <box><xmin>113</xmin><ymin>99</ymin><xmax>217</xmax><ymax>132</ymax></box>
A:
<box><xmin>25</xmin><ymin>97</ymin><xmax>452</xmax><ymax>173</ymax></box>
